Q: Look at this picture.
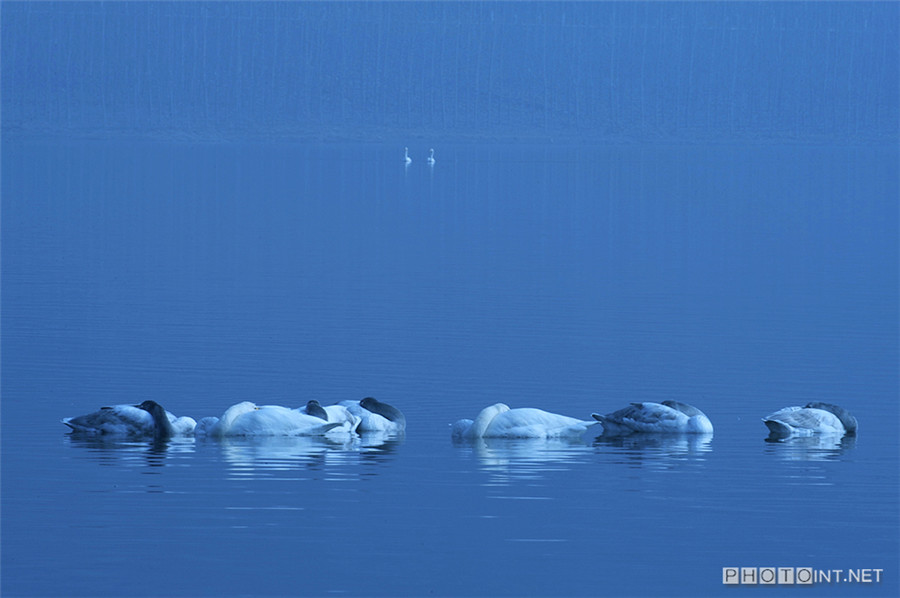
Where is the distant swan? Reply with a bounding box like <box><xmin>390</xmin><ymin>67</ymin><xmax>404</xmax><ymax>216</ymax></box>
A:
<box><xmin>427</xmin><ymin>148</ymin><xmax>435</xmax><ymax>165</ymax></box>
<box><xmin>591</xmin><ymin>401</ymin><xmax>714</xmax><ymax>436</ymax></box>
<box><xmin>763</xmin><ymin>402</ymin><xmax>857</xmax><ymax>439</ymax></box>
<box><xmin>404</xmin><ymin>147</ymin><xmax>412</xmax><ymax>165</ymax></box>
<box><xmin>451</xmin><ymin>403</ymin><xmax>598</xmax><ymax>440</ymax></box>
<box><xmin>62</xmin><ymin>400</ymin><xmax>196</xmax><ymax>439</ymax></box>
<box><xmin>195</xmin><ymin>401</ymin><xmax>355</xmax><ymax>438</ymax></box>
<box><xmin>338</xmin><ymin>397</ymin><xmax>406</xmax><ymax>433</ymax></box>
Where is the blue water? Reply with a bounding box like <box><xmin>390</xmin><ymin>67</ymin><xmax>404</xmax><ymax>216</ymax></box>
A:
<box><xmin>2</xmin><ymin>140</ymin><xmax>897</xmax><ymax>597</ymax></box>
<box><xmin>3</xmin><ymin>2</ymin><xmax>899</xmax><ymax>597</ymax></box>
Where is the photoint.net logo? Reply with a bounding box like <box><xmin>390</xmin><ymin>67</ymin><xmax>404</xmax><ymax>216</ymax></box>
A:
<box><xmin>722</xmin><ymin>567</ymin><xmax>884</xmax><ymax>585</ymax></box>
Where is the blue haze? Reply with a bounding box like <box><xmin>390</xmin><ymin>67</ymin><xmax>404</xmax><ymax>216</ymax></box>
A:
<box><xmin>2</xmin><ymin>2</ymin><xmax>897</xmax><ymax>142</ymax></box>
<box><xmin>2</xmin><ymin>3</ymin><xmax>898</xmax><ymax>598</ymax></box>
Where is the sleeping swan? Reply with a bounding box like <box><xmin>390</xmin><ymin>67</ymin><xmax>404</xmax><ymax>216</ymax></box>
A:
<box><xmin>451</xmin><ymin>403</ymin><xmax>598</xmax><ymax>440</ymax></box>
<box><xmin>591</xmin><ymin>401</ymin><xmax>713</xmax><ymax>436</ymax></box>
<box><xmin>338</xmin><ymin>397</ymin><xmax>406</xmax><ymax>433</ymax></box>
<box><xmin>298</xmin><ymin>400</ymin><xmax>362</xmax><ymax>432</ymax></box>
<box><xmin>763</xmin><ymin>402</ymin><xmax>857</xmax><ymax>439</ymax></box>
<box><xmin>194</xmin><ymin>401</ymin><xmax>355</xmax><ymax>438</ymax></box>
<box><xmin>62</xmin><ymin>400</ymin><xmax>196</xmax><ymax>439</ymax></box>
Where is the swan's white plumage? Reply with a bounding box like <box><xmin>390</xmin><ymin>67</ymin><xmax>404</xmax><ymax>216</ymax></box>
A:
<box><xmin>168</xmin><ymin>414</ymin><xmax>198</xmax><ymax>436</ymax></box>
<box><xmin>338</xmin><ymin>398</ymin><xmax>406</xmax><ymax>434</ymax></box>
<box><xmin>763</xmin><ymin>403</ymin><xmax>857</xmax><ymax>438</ymax></box>
<box><xmin>592</xmin><ymin>401</ymin><xmax>713</xmax><ymax>436</ymax></box>
<box><xmin>195</xmin><ymin>402</ymin><xmax>351</xmax><ymax>438</ymax></box>
<box><xmin>404</xmin><ymin>147</ymin><xmax>412</xmax><ymax>165</ymax></box>
<box><xmin>298</xmin><ymin>402</ymin><xmax>361</xmax><ymax>432</ymax></box>
<box><xmin>427</xmin><ymin>148</ymin><xmax>435</xmax><ymax>165</ymax></box>
<box><xmin>63</xmin><ymin>405</ymin><xmax>156</xmax><ymax>436</ymax></box>
<box><xmin>194</xmin><ymin>416</ymin><xmax>220</xmax><ymax>436</ymax></box>
<box><xmin>62</xmin><ymin>401</ymin><xmax>195</xmax><ymax>438</ymax></box>
<box><xmin>452</xmin><ymin>403</ymin><xmax>598</xmax><ymax>440</ymax></box>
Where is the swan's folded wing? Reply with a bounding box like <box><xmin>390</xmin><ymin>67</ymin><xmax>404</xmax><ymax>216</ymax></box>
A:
<box><xmin>764</xmin><ymin>407</ymin><xmax>843</xmax><ymax>436</ymax></box>
<box><xmin>485</xmin><ymin>408</ymin><xmax>592</xmax><ymax>439</ymax></box>
<box><xmin>594</xmin><ymin>403</ymin><xmax>689</xmax><ymax>434</ymax></box>
<box><xmin>63</xmin><ymin>405</ymin><xmax>154</xmax><ymax>435</ymax></box>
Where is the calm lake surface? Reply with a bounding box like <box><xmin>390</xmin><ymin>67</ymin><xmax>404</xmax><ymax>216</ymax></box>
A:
<box><xmin>2</xmin><ymin>139</ymin><xmax>898</xmax><ymax>597</ymax></box>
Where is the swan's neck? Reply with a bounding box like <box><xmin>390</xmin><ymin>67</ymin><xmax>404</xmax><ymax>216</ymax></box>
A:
<box><xmin>469</xmin><ymin>403</ymin><xmax>510</xmax><ymax>438</ymax></box>
<box><xmin>148</xmin><ymin>406</ymin><xmax>175</xmax><ymax>439</ymax></box>
<box><xmin>219</xmin><ymin>401</ymin><xmax>257</xmax><ymax>430</ymax></box>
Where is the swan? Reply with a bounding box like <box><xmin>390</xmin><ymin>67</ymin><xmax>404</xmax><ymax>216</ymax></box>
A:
<box><xmin>298</xmin><ymin>400</ymin><xmax>361</xmax><ymax>432</ymax></box>
<box><xmin>62</xmin><ymin>400</ymin><xmax>196</xmax><ymax>439</ymax></box>
<box><xmin>300</xmin><ymin>399</ymin><xmax>329</xmax><ymax>421</ymax></box>
<box><xmin>591</xmin><ymin>401</ymin><xmax>714</xmax><ymax>436</ymax></box>
<box><xmin>451</xmin><ymin>403</ymin><xmax>598</xmax><ymax>440</ymax></box>
<box><xmin>762</xmin><ymin>402</ymin><xmax>857</xmax><ymax>438</ymax></box>
<box><xmin>194</xmin><ymin>401</ymin><xmax>353</xmax><ymax>438</ymax></box>
<box><xmin>426</xmin><ymin>148</ymin><xmax>435</xmax><ymax>165</ymax></box>
<box><xmin>338</xmin><ymin>397</ymin><xmax>406</xmax><ymax>433</ymax></box>
<box><xmin>404</xmin><ymin>147</ymin><xmax>412</xmax><ymax>165</ymax></box>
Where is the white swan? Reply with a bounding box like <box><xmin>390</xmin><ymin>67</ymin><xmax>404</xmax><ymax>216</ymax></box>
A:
<box><xmin>426</xmin><ymin>148</ymin><xmax>435</xmax><ymax>165</ymax></box>
<box><xmin>404</xmin><ymin>147</ymin><xmax>412</xmax><ymax>165</ymax></box>
<box><xmin>338</xmin><ymin>397</ymin><xmax>406</xmax><ymax>433</ymax></box>
<box><xmin>195</xmin><ymin>401</ymin><xmax>354</xmax><ymax>438</ymax></box>
<box><xmin>763</xmin><ymin>402</ymin><xmax>857</xmax><ymax>438</ymax></box>
<box><xmin>298</xmin><ymin>399</ymin><xmax>361</xmax><ymax>432</ymax></box>
<box><xmin>591</xmin><ymin>401</ymin><xmax>714</xmax><ymax>436</ymax></box>
<box><xmin>451</xmin><ymin>403</ymin><xmax>598</xmax><ymax>440</ymax></box>
<box><xmin>62</xmin><ymin>400</ymin><xmax>196</xmax><ymax>439</ymax></box>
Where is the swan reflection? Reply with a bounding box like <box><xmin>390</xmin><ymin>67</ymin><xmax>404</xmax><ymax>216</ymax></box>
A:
<box><xmin>203</xmin><ymin>433</ymin><xmax>403</xmax><ymax>479</ymax></box>
<box><xmin>64</xmin><ymin>430</ymin><xmax>403</xmax><ymax>477</ymax></box>
<box><xmin>764</xmin><ymin>433</ymin><xmax>856</xmax><ymax>461</ymax></box>
<box><xmin>593</xmin><ymin>433</ymin><xmax>714</xmax><ymax>470</ymax></box>
<box><xmin>63</xmin><ymin>435</ymin><xmax>196</xmax><ymax>467</ymax></box>
<box><xmin>453</xmin><ymin>436</ymin><xmax>593</xmax><ymax>484</ymax></box>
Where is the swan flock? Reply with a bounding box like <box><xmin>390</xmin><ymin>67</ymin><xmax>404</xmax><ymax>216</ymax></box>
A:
<box><xmin>63</xmin><ymin>398</ymin><xmax>857</xmax><ymax>443</ymax></box>
<box><xmin>63</xmin><ymin>397</ymin><xmax>406</xmax><ymax>439</ymax></box>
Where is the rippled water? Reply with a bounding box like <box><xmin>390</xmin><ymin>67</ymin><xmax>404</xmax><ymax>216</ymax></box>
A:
<box><xmin>2</xmin><ymin>140</ymin><xmax>897</xmax><ymax>597</ymax></box>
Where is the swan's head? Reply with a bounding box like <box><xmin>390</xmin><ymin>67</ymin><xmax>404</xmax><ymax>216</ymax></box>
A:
<box><xmin>135</xmin><ymin>400</ymin><xmax>174</xmax><ymax>439</ymax></box>
<box><xmin>805</xmin><ymin>402</ymin><xmax>858</xmax><ymax>435</ymax></box>
<box><xmin>136</xmin><ymin>400</ymin><xmax>164</xmax><ymax>414</ymax></box>
<box><xmin>305</xmin><ymin>400</ymin><xmax>329</xmax><ymax>421</ymax></box>
<box><xmin>360</xmin><ymin>397</ymin><xmax>406</xmax><ymax>425</ymax></box>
